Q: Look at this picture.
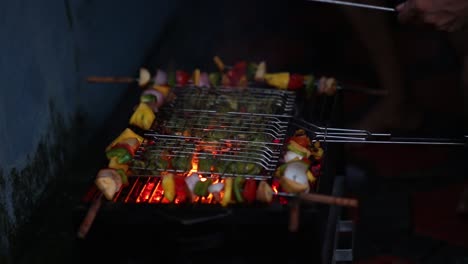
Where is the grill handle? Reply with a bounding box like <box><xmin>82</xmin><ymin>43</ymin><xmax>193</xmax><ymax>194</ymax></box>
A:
<box><xmin>299</xmin><ymin>193</ymin><xmax>358</xmax><ymax>208</ymax></box>
<box><xmin>77</xmin><ymin>193</ymin><xmax>103</xmax><ymax>239</ymax></box>
<box><xmin>291</xmin><ymin>118</ymin><xmax>467</xmax><ymax>146</ymax></box>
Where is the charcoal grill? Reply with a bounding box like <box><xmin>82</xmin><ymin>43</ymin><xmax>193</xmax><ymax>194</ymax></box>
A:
<box><xmin>74</xmin><ymin>84</ymin><xmax>357</xmax><ymax>264</ymax></box>
<box><xmin>74</xmin><ymin>81</ymin><xmax>467</xmax><ymax>263</ymax></box>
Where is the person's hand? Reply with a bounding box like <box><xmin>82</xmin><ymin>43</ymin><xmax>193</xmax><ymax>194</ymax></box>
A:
<box><xmin>396</xmin><ymin>0</ymin><xmax>468</xmax><ymax>32</ymax></box>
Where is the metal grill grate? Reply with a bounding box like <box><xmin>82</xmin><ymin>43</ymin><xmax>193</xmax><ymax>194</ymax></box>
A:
<box><xmin>128</xmin><ymin>86</ymin><xmax>297</xmax><ymax>180</ymax></box>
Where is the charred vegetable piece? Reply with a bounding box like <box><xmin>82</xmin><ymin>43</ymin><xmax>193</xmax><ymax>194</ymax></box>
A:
<box><xmin>155</xmin><ymin>158</ymin><xmax>169</xmax><ymax>170</ymax></box>
<box><xmin>197</xmin><ymin>158</ymin><xmax>213</xmax><ymax>173</ymax></box>
<box><xmin>171</xmin><ymin>156</ymin><xmax>192</xmax><ymax>171</ymax></box>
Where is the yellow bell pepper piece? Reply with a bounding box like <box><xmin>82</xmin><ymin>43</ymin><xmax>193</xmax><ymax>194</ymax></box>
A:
<box><xmin>193</xmin><ymin>68</ymin><xmax>201</xmax><ymax>86</ymax></box>
<box><xmin>106</xmin><ymin>128</ymin><xmax>144</xmax><ymax>152</ymax></box>
<box><xmin>153</xmin><ymin>85</ymin><xmax>171</xmax><ymax>98</ymax></box>
<box><xmin>129</xmin><ymin>102</ymin><xmax>156</xmax><ymax>130</ymax></box>
<box><xmin>162</xmin><ymin>173</ymin><xmax>176</xmax><ymax>202</ymax></box>
<box><xmin>220</xmin><ymin>178</ymin><xmax>233</xmax><ymax>207</ymax></box>
<box><xmin>108</xmin><ymin>157</ymin><xmax>129</xmax><ymax>172</ymax></box>
<box><xmin>264</xmin><ymin>72</ymin><xmax>290</xmax><ymax>90</ymax></box>
<box><xmin>213</xmin><ymin>56</ymin><xmax>225</xmax><ymax>72</ymax></box>
<box><xmin>307</xmin><ymin>170</ymin><xmax>316</xmax><ymax>183</ymax></box>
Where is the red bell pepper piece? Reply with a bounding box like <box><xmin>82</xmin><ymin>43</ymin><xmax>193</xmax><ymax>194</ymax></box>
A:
<box><xmin>288</xmin><ymin>74</ymin><xmax>304</xmax><ymax>90</ymax></box>
<box><xmin>176</xmin><ymin>70</ymin><xmax>190</xmax><ymax>86</ymax></box>
<box><xmin>227</xmin><ymin>61</ymin><xmax>248</xmax><ymax>86</ymax></box>
<box><xmin>174</xmin><ymin>176</ymin><xmax>189</xmax><ymax>203</ymax></box>
<box><xmin>242</xmin><ymin>179</ymin><xmax>257</xmax><ymax>203</ymax></box>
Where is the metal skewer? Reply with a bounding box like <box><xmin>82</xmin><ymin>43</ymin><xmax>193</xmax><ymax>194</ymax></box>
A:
<box><xmin>306</xmin><ymin>0</ymin><xmax>396</xmax><ymax>12</ymax></box>
<box><xmin>292</xmin><ymin>118</ymin><xmax>468</xmax><ymax>146</ymax></box>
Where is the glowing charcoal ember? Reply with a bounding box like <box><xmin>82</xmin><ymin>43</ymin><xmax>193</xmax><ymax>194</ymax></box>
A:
<box><xmin>136</xmin><ymin>180</ymin><xmax>156</xmax><ymax>203</ymax></box>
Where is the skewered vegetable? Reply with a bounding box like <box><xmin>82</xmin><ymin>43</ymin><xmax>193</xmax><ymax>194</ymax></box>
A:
<box><xmin>264</xmin><ymin>72</ymin><xmax>290</xmax><ymax>89</ymax></box>
<box><xmin>162</xmin><ymin>173</ymin><xmax>176</xmax><ymax>202</ymax></box>
<box><xmin>279</xmin><ymin>160</ymin><xmax>310</xmax><ymax>193</ymax></box>
<box><xmin>108</xmin><ymin>157</ymin><xmax>129</xmax><ymax>172</ymax></box>
<box><xmin>199</xmin><ymin>72</ymin><xmax>210</xmax><ymax>87</ymax></box>
<box><xmin>209</xmin><ymin>72</ymin><xmax>221</xmax><ymax>86</ymax></box>
<box><xmin>242</xmin><ymin>179</ymin><xmax>257</xmax><ymax>203</ymax></box>
<box><xmin>106</xmin><ymin>137</ymin><xmax>139</xmax><ymax>164</ymax></box>
<box><xmin>256</xmin><ymin>180</ymin><xmax>273</xmax><ymax>203</ymax></box>
<box><xmin>95</xmin><ymin>169</ymin><xmax>123</xmax><ymax>200</ymax></box>
<box><xmin>185</xmin><ymin>174</ymin><xmax>201</xmax><ymax>194</ymax></box>
<box><xmin>208</xmin><ymin>182</ymin><xmax>224</xmax><ymax>201</ymax></box>
<box><xmin>138</xmin><ymin>68</ymin><xmax>151</xmax><ymax>87</ymax></box>
<box><xmin>193</xmin><ymin>69</ymin><xmax>201</xmax><ymax>87</ymax></box>
<box><xmin>194</xmin><ymin>179</ymin><xmax>213</xmax><ymax>197</ymax></box>
<box><xmin>318</xmin><ymin>77</ymin><xmax>337</xmax><ymax>95</ymax></box>
<box><xmin>171</xmin><ymin>155</ymin><xmax>192</xmax><ymax>171</ymax></box>
<box><xmin>154</xmin><ymin>69</ymin><xmax>167</xmax><ymax>85</ymax></box>
<box><xmin>220</xmin><ymin>177</ymin><xmax>233</xmax><ymax>207</ymax></box>
<box><xmin>141</xmin><ymin>89</ymin><xmax>164</xmax><ymax>109</ymax></box>
<box><xmin>153</xmin><ymin>85</ymin><xmax>171</xmax><ymax>99</ymax></box>
<box><xmin>254</xmin><ymin>61</ymin><xmax>266</xmax><ymax>82</ymax></box>
<box><xmin>233</xmin><ymin>177</ymin><xmax>245</xmax><ymax>203</ymax></box>
<box><xmin>129</xmin><ymin>102</ymin><xmax>156</xmax><ymax>130</ymax></box>
<box><xmin>213</xmin><ymin>56</ymin><xmax>225</xmax><ymax>72</ymax></box>
<box><xmin>176</xmin><ymin>70</ymin><xmax>190</xmax><ymax>86</ymax></box>
<box><xmin>106</xmin><ymin>128</ymin><xmax>143</xmax><ymax>152</ymax></box>
<box><xmin>175</xmin><ymin>176</ymin><xmax>190</xmax><ymax>203</ymax></box>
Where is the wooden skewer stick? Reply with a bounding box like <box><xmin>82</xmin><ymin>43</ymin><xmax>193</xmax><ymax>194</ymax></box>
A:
<box><xmin>86</xmin><ymin>76</ymin><xmax>136</xmax><ymax>84</ymax></box>
<box><xmin>299</xmin><ymin>192</ymin><xmax>358</xmax><ymax>208</ymax></box>
<box><xmin>77</xmin><ymin>193</ymin><xmax>103</xmax><ymax>239</ymax></box>
<box><xmin>288</xmin><ymin>200</ymin><xmax>300</xmax><ymax>233</ymax></box>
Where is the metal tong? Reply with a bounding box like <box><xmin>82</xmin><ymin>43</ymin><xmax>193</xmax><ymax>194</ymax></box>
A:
<box><xmin>306</xmin><ymin>0</ymin><xmax>396</xmax><ymax>12</ymax></box>
<box><xmin>292</xmin><ymin>118</ymin><xmax>468</xmax><ymax>146</ymax></box>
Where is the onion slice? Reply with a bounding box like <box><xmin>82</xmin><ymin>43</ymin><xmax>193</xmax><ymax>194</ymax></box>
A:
<box><xmin>142</xmin><ymin>89</ymin><xmax>164</xmax><ymax>109</ymax></box>
<box><xmin>138</xmin><ymin>68</ymin><xmax>151</xmax><ymax>87</ymax></box>
<box><xmin>154</xmin><ymin>69</ymin><xmax>167</xmax><ymax>85</ymax></box>
<box><xmin>284</xmin><ymin>151</ymin><xmax>303</xmax><ymax>163</ymax></box>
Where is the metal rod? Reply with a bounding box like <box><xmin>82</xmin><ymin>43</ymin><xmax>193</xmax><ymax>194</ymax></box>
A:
<box><xmin>318</xmin><ymin>139</ymin><xmax>467</xmax><ymax>146</ymax></box>
<box><xmin>306</xmin><ymin>0</ymin><xmax>396</xmax><ymax>12</ymax></box>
